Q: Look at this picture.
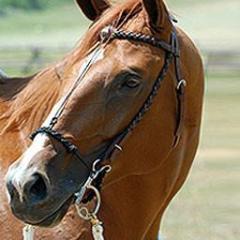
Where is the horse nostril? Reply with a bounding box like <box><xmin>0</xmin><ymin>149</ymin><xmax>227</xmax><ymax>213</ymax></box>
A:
<box><xmin>28</xmin><ymin>173</ymin><xmax>48</xmax><ymax>202</ymax></box>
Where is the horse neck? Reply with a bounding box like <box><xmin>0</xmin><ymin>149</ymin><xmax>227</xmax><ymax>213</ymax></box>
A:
<box><xmin>100</xmin><ymin>127</ymin><xmax>200</xmax><ymax>240</ymax></box>
<box><xmin>100</xmin><ymin>171</ymin><xmax>167</xmax><ymax>239</ymax></box>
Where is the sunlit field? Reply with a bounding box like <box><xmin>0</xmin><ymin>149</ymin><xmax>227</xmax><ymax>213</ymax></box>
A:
<box><xmin>0</xmin><ymin>1</ymin><xmax>239</xmax><ymax>239</ymax></box>
<box><xmin>161</xmin><ymin>72</ymin><xmax>240</xmax><ymax>240</ymax></box>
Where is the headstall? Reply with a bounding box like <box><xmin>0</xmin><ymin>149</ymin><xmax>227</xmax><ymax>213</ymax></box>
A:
<box><xmin>25</xmin><ymin>24</ymin><xmax>186</xmax><ymax>240</ymax></box>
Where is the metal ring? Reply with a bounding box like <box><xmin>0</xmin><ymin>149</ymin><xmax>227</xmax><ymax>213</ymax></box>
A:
<box><xmin>86</xmin><ymin>185</ymin><xmax>101</xmax><ymax>215</ymax></box>
<box><xmin>92</xmin><ymin>159</ymin><xmax>112</xmax><ymax>180</ymax></box>
<box><xmin>76</xmin><ymin>206</ymin><xmax>92</xmax><ymax>221</ymax></box>
<box><xmin>104</xmin><ymin>165</ymin><xmax>112</xmax><ymax>173</ymax></box>
<box><xmin>177</xmin><ymin>79</ymin><xmax>187</xmax><ymax>90</ymax></box>
<box><xmin>75</xmin><ymin>184</ymin><xmax>101</xmax><ymax>221</ymax></box>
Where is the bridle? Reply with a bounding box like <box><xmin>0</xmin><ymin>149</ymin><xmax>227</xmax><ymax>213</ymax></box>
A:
<box><xmin>27</xmin><ymin>25</ymin><xmax>186</xmax><ymax>240</ymax></box>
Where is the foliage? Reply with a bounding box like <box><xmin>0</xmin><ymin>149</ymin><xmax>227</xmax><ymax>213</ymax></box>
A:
<box><xmin>0</xmin><ymin>0</ymin><xmax>68</xmax><ymax>11</ymax></box>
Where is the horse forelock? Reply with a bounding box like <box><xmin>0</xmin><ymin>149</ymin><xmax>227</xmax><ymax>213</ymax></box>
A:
<box><xmin>72</xmin><ymin>0</ymin><xmax>142</xmax><ymax>61</ymax></box>
<box><xmin>73</xmin><ymin>0</ymin><xmax>172</xmax><ymax>62</ymax></box>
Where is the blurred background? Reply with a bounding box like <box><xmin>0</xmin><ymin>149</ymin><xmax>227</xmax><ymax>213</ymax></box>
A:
<box><xmin>0</xmin><ymin>0</ymin><xmax>239</xmax><ymax>239</ymax></box>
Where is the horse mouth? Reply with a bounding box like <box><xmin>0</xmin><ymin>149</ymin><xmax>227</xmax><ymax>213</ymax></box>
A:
<box><xmin>24</xmin><ymin>196</ymin><xmax>74</xmax><ymax>227</ymax></box>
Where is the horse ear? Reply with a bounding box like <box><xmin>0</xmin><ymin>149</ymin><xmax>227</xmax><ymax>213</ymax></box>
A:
<box><xmin>142</xmin><ymin>0</ymin><xmax>171</xmax><ymax>31</ymax></box>
<box><xmin>75</xmin><ymin>0</ymin><xmax>110</xmax><ymax>21</ymax></box>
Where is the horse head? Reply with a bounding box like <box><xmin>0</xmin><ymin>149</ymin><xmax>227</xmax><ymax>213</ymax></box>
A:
<box><xmin>6</xmin><ymin>0</ymin><xmax>204</xmax><ymax>237</ymax></box>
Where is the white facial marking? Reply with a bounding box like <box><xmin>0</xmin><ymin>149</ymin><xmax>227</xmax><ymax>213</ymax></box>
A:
<box><xmin>77</xmin><ymin>47</ymin><xmax>105</xmax><ymax>79</ymax></box>
<box><xmin>42</xmin><ymin>96</ymin><xmax>67</xmax><ymax>127</ymax></box>
<box><xmin>44</xmin><ymin>47</ymin><xmax>105</xmax><ymax>126</ymax></box>
<box><xmin>44</xmin><ymin>47</ymin><xmax>105</xmax><ymax>127</ymax></box>
<box><xmin>8</xmin><ymin>134</ymin><xmax>48</xmax><ymax>202</ymax></box>
<box><xmin>8</xmin><ymin>47</ymin><xmax>105</xmax><ymax>199</ymax></box>
<box><xmin>8</xmin><ymin>97</ymin><xmax>68</xmax><ymax>193</ymax></box>
<box><xmin>7</xmin><ymin>94</ymin><xmax>69</xmax><ymax>200</ymax></box>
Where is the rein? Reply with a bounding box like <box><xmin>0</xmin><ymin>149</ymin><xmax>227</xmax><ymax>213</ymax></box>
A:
<box><xmin>27</xmin><ymin>25</ymin><xmax>186</xmax><ymax>240</ymax></box>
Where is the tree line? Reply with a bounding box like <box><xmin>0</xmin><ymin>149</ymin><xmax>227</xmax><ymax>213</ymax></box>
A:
<box><xmin>0</xmin><ymin>0</ymin><xmax>68</xmax><ymax>10</ymax></box>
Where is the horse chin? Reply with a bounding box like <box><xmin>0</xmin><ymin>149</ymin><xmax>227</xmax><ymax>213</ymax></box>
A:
<box><xmin>25</xmin><ymin>196</ymin><xmax>74</xmax><ymax>228</ymax></box>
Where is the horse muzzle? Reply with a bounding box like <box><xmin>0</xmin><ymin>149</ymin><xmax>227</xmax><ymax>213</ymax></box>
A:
<box><xmin>5</xmin><ymin>144</ymin><xmax>89</xmax><ymax>227</ymax></box>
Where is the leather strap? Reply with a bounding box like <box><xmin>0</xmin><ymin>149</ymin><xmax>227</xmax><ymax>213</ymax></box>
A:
<box><xmin>172</xmin><ymin>31</ymin><xmax>186</xmax><ymax>147</ymax></box>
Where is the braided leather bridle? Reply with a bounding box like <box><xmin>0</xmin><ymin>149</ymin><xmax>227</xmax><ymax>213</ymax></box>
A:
<box><xmin>30</xmin><ymin>25</ymin><xmax>186</xmax><ymax>203</ymax></box>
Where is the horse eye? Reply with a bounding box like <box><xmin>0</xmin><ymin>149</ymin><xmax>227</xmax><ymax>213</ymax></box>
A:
<box><xmin>122</xmin><ymin>78</ymin><xmax>140</xmax><ymax>89</ymax></box>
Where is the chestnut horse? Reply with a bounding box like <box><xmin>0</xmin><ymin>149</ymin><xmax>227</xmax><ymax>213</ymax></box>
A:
<box><xmin>1</xmin><ymin>0</ymin><xmax>204</xmax><ymax>239</ymax></box>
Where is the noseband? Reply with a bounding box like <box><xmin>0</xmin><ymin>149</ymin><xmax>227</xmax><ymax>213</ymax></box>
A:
<box><xmin>29</xmin><ymin>25</ymin><xmax>186</xmax><ymax>240</ymax></box>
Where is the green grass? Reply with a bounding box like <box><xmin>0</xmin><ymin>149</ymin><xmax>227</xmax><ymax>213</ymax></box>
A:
<box><xmin>161</xmin><ymin>72</ymin><xmax>240</xmax><ymax>240</ymax></box>
<box><xmin>0</xmin><ymin>0</ymin><xmax>240</xmax><ymax>49</ymax></box>
<box><xmin>0</xmin><ymin>3</ymin><xmax>89</xmax><ymax>47</ymax></box>
<box><xmin>167</xmin><ymin>0</ymin><xmax>240</xmax><ymax>50</ymax></box>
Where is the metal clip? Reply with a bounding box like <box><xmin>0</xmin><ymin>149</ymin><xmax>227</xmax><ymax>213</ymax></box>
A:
<box><xmin>75</xmin><ymin>158</ymin><xmax>112</xmax><ymax>240</ymax></box>
<box><xmin>75</xmin><ymin>184</ymin><xmax>105</xmax><ymax>239</ymax></box>
<box><xmin>177</xmin><ymin>79</ymin><xmax>187</xmax><ymax>91</ymax></box>
<box><xmin>75</xmin><ymin>158</ymin><xmax>112</xmax><ymax>205</ymax></box>
<box><xmin>76</xmin><ymin>184</ymin><xmax>102</xmax><ymax>216</ymax></box>
<box><xmin>92</xmin><ymin>159</ymin><xmax>112</xmax><ymax>180</ymax></box>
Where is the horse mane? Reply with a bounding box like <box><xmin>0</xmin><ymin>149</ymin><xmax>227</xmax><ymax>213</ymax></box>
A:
<box><xmin>1</xmin><ymin>0</ymin><xmax>167</xmax><ymax>135</ymax></box>
<box><xmin>1</xmin><ymin>67</ymin><xmax>62</xmax><ymax>134</ymax></box>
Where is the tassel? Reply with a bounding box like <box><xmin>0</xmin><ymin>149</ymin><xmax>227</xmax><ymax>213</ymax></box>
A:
<box><xmin>23</xmin><ymin>225</ymin><xmax>35</xmax><ymax>240</ymax></box>
<box><xmin>91</xmin><ymin>219</ymin><xmax>104</xmax><ymax>240</ymax></box>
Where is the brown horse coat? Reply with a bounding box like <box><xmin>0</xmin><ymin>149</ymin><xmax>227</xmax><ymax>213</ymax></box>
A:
<box><xmin>0</xmin><ymin>0</ymin><xmax>204</xmax><ymax>239</ymax></box>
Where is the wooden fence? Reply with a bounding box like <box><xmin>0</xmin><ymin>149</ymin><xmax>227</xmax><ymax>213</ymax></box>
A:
<box><xmin>0</xmin><ymin>46</ymin><xmax>239</xmax><ymax>75</ymax></box>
